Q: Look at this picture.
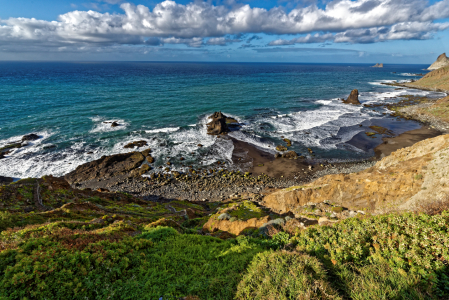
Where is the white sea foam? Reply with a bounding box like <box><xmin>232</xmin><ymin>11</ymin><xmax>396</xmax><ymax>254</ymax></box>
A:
<box><xmin>145</xmin><ymin>127</ymin><xmax>180</xmax><ymax>134</ymax></box>
<box><xmin>89</xmin><ymin>117</ymin><xmax>129</xmax><ymax>133</ymax></box>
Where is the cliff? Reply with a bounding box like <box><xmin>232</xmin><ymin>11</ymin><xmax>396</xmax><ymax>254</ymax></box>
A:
<box><xmin>428</xmin><ymin>53</ymin><xmax>449</xmax><ymax>70</ymax></box>
<box><xmin>263</xmin><ymin>134</ymin><xmax>449</xmax><ymax>215</ymax></box>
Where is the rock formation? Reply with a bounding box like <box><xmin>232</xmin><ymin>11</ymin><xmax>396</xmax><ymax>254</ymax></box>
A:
<box><xmin>65</xmin><ymin>151</ymin><xmax>148</xmax><ymax>184</ymax></box>
<box><xmin>428</xmin><ymin>53</ymin><xmax>449</xmax><ymax>70</ymax></box>
<box><xmin>207</xmin><ymin>112</ymin><xmax>237</xmax><ymax>135</ymax></box>
<box><xmin>262</xmin><ymin>134</ymin><xmax>449</xmax><ymax>215</ymax></box>
<box><xmin>372</xmin><ymin>63</ymin><xmax>384</xmax><ymax>68</ymax></box>
<box><xmin>21</xmin><ymin>134</ymin><xmax>40</xmax><ymax>142</ymax></box>
<box><xmin>342</xmin><ymin>89</ymin><xmax>361</xmax><ymax>105</ymax></box>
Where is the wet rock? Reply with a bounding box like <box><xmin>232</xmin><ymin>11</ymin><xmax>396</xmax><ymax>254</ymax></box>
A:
<box><xmin>276</xmin><ymin>145</ymin><xmax>287</xmax><ymax>152</ymax></box>
<box><xmin>65</xmin><ymin>151</ymin><xmax>145</xmax><ymax>184</ymax></box>
<box><xmin>111</xmin><ymin>122</ymin><xmax>119</xmax><ymax>127</ymax></box>
<box><xmin>146</xmin><ymin>156</ymin><xmax>155</xmax><ymax>164</ymax></box>
<box><xmin>282</xmin><ymin>151</ymin><xmax>298</xmax><ymax>159</ymax></box>
<box><xmin>21</xmin><ymin>134</ymin><xmax>40</xmax><ymax>142</ymax></box>
<box><xmin>342</xmin><ymin>89</ymin><xmax>361</xmax><ymax>105</ymax></box>
<box><xmin>207</xmin><ymin>112</ymin><xmax>229</xmax><ymax>135</ymax></box>
<box><xmin>124</xmin><ymin>141</ymin><xmax>148</xmax><ymax>149</ymax></box>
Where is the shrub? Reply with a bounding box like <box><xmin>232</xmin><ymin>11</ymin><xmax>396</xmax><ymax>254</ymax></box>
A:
<box><xmin>0</xmin><ymin>211</ymin><xmax>17</xmax><ymax>233</ymax></box>
<box><xmin>337</xmin><ymin>263</ymin><xmax>429</xmax><ymax>300</ymax></box>
<box><xmin>140</xmin><ymin>226</ymin><xmax>179</xmax><ymax>242</ymax></box>
<box><xmin>292</xmin><ymin>212</ymin><xmax>449</xmax><ymax>297</ymax></box>
<box><xmin>236</xmin><ymin>251</ymin><xmax>341</xmax><ymax>300</ymax></box>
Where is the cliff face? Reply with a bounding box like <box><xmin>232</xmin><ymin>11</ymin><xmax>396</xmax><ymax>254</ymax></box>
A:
<box><xmin>263</xmin><ymin>134</ymin><xmax>449</xmax><ymax>215</ymax></box>
<box><xmin>428</xmin><ymin>53</ymin><xmax>449</xmax><ymax>70</ymax></box>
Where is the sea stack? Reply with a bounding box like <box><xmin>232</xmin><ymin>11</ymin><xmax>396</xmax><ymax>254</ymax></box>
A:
<box><xmin>372</xmin><ymin>63</ymin><xmax>384</xmax><ymax>68</ymax></box>
<box><xmin>207</xmin><ymin>112</ymin><xmax>229</xmax><ymax>135</ymax></box>
<box><xmin>342</xmin><ymin>89</ymin><xmax>361</xmax><ymax>105</ymax></box>
<box><xmin>428</xmin><ymin>53</ymin><xmax>449</xmax><ymax>70</ymax></box>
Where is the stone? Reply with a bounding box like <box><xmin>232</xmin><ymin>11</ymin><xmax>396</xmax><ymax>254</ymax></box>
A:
<box><xmin>124</xmin><ymin>141</ymin><xmax>147</xmax><ymax>149</ymax></box>
<box><xmin>276</xmin><ymin>145</ymin><xmax>288</xmax><ymax>152</ymax></box>
<box><xmin>21</xmin><ymin>134</ymin><xmax>40</xmax><ymax>142</ymax></box>
<box><xmin>146</xmin><ymin>156</ymin><xmax>155</xmax><ymax>164</ymax></box>
<box><xmin>282</xmin><ymin>151</ymin><xmax>298</xmax><ymax>159</ymax></box>
<box><xmin>206</xmin><ymin>112</ymin><xmax>229</xmax><ymax>135</ymax></box>
<box><xmin>111</xmin><ymin>122</ymin><xmax>119</xmax><ymax>127</ymax></box>
<box><xmin>65</xmin><ymin>151</ymin><xmax>145</xmax><ymax>184</ymax></box>
<box><xmin>342</xmin><ymin>89</ymin><xmax>361</xmax><ymax>105</ymax></box>
<box><xmin>141</xmin><ymin>149</ymin><xmax>151</xmax><ymax>156</ymax></box>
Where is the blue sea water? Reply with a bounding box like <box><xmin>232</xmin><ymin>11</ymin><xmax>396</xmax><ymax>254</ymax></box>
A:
<box><xmin>0</xmin><ymin>62</ymin><xmax>446</xmax><ymax>179</ymax></box>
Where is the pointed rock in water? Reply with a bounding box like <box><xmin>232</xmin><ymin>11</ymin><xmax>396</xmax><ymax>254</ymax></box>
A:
<box><xmin>207</xmin><ymin>112</ymin><xmax>230</xmax><ymax>135</ymax></box>
<box><xmin>342</xmin><ymin>89</ymin><xmax>361</xmax><ymax>105</ymax></box>
<box><xmin>428</xmin><ymin>53</ymin><xmax>449</xmax><ymax>70</ymax></box>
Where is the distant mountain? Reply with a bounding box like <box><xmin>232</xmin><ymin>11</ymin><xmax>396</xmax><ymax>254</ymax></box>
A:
<box><xmin>428</xmin><ymin>53</ymin><xmax>449</xmax><ymax>70</ymax></box>
<box><xmin>372</xmin><ymin>63</ymin><xmax>383</xmax><ymax>68</ymax></box>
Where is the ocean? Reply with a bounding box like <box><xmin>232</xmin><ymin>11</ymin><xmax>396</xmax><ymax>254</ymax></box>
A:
<box><xmin>0</xmin><ymin>62</ymin><xmax>446</xmax><ymax>179</ymax></box>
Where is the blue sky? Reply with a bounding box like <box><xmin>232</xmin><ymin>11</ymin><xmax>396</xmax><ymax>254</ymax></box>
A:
<box><xmin>0</xmin><ymin>0</ymin><xmax>448</xmax><ymax>63</ymax></box>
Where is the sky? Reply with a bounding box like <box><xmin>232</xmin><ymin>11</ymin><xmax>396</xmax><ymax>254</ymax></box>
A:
<box><xmin>0</xmin><ymin>0</ymin><xmax>449</xmax><ymax>63</ymax></box>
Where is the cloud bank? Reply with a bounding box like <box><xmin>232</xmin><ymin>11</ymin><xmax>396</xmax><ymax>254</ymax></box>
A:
<box><xmin>0</xmin><ymin>0</ymin><xmax>448</xmax><ymax>51</ymax></box>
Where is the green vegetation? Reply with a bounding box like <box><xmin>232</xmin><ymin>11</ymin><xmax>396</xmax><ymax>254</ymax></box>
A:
<box><xmin>1</xmin><ymin>176</ymin><xmax>448</xmax><ymax>299</ymax></box>
<box><xmin>236</xmin><ymin>251</ymin><xmax>341</xmax><ymax>299</ymax></box>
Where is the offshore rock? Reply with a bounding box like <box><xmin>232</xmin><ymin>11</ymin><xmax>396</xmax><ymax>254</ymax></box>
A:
<box><xmin>207</xmin><ymin>112</ymin><xmax>229</xmax><ymax>135</ymax></box>
<box><xmin>372</xmin><ymin>63</ymin><xmax>384</xmax><ymax>68</ymax></box>
<box><xmin>124</xmin><ymin>140</ymin><xmax>148</xmax><ymax>149</ymax></box>
<box><xmin>342</xmin><ymin>89</ymin><xmax>361</xmax><ymax>105</ymax></box>
<box><xmin>65</xmin><ymin>151</ymin><xmax>145</xmax><ymax>184</ymax></box>
<box><xmin>428</xmin><ymin>53</ymin><xmax>449</xmax><ymax>70</ymax></box>
<box><xmin>21</xmin><ymin>134</ymin><xmax>40</xmax><ymax>142</ymax></box>
<box><xmin>263</xmin><ymin>134</ymin><xmax>449</xmax><ymax>215</ymax></box>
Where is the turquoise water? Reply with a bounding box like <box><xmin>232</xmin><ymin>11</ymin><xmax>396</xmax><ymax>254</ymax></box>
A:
<box><xmin>0</xmin><ymin>62</ymin><xmax>445</xmax><ymax>179</ymax></box>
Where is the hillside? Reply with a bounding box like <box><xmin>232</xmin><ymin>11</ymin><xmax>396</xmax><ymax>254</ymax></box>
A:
<box><xmin>405</xmin><ymin>65</ymin><xmax>449</xmax><ymax>92</ymax></box>
<box><xmin>428</xmin><ymin>53</ymin><xmax>449</xmax><ymax>70</ymax></box>
<box><xmin>1</xmin><ymin>135</ymin><xmax>449</xmax><ymax>298</ymax></box>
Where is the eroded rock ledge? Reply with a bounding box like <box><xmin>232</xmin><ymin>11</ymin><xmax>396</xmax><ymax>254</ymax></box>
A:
<box><xmin>263</xmin><ymin>134</ymin><xmax>449</xmax><ymax>215</ymax></box>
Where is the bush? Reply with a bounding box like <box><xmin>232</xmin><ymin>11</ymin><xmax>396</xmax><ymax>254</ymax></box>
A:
<box><xmin>0</xmin><ymin>211</ymin><xmax>17</xmax><ymax>233</ymax></box>
<box><xmin>0</xmin><ymin>231</ymin><xmax>264</xmax><ymax>299</ymax></box>
<box><xmin>236</xmin><ymin>251</ymin><xmax>341</xmax><ymax>300</ymax></box>
<box><xmin>337</xmin><ymin>263</ymin><xmax>429</xmax><ymax>300</ymax></box>
<box><xmin>293</xmin><ymin>212</ymin><xmax>449</xmax><ymax>297</ymax></box>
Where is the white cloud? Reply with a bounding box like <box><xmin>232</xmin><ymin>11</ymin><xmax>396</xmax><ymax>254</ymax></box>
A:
<box><xmin>0</xmin><ymin>0</ymin><xmax>448</xmax><ymax>50</ymax></box>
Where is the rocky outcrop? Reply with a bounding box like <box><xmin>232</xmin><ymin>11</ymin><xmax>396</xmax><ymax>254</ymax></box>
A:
<box><xmin>207</xmin><ymin>112</ymin><xmax>229</xmax><ymax>135</ymax></box>
<box><xmin>22</xmin><ymin>134</ymin><xmax>40</xmax><ymax>142</ymax></box>
<box><xmin>263</xmin><ymin>134</ymin><xmax>449</xmax><ymax>215</ymax></box>
<box><xmin>203</xmin><ymin>215</ymin><xmax>271</xmax><ymax>236</ymax></box>
<box><xmin>372</xmin><ymin>63</ymin><xmax>384</xmax><ymax>68</ymax></box>
<box><xmin>65</xmin><ymin>151</ymin><xmax>147</xmax><ymax>184</ymax></box>
<box><xmin>428</xmin><ymin>53</ymin><xmax>449</xmax><ymax>70</ymax></box>
<box><xmin>342</xmin><ymin>89</ymin><xmax>361</xmax><ymax>105</ymax></box>
<box><xmin>124</xmin><ymin>141</ymin><xmax>148</xmax><ymax>149</ymax></box>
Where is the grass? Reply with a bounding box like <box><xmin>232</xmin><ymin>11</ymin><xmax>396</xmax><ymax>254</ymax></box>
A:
<box><xmin>1</xmin><ymin>176</ymin><xmax>449</xmax><ymax>299</ymax></box>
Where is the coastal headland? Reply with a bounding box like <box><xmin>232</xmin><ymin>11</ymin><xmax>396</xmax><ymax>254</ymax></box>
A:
<box><xmin>1</xmin><ymin>66</ymin><xmax>449</xmax><ymax>299</ymax></box>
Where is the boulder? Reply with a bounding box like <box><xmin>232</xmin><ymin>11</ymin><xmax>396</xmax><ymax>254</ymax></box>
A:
<box><xmin>111</xmin><ymin>122</ymin><xmax>119</xmax><ymax>127</ymax></box>
<box><xmin>342</xmin><ymin>89</ymin><xmax>361</xmax><ymax>105</ymax></box>
<box><xmin>282</xmin><ymin>151</ymin><xmax>298</xmax><ymax>159</ymax></box>
<box><xmin>65</xmin><ymin>151</ymin><xmax>145</xmax><ymax>184</ymax></box>
<box><xmin>21</xmin><ymin>134</ymin><xmax>40</xmax><ymax>142</ymax></box>
<box><xmin>207</xmin><ymin>112</ymin><xmax>229</xmax><ymax>135</ymax></box>
<box><xmin>276</xmin><ymin>145</ymin><xmax>288</xmax><ymax>152</ymax></box>
<box><xmin>124</xmin><ymin>140</ymin><xmax>148</xmax><ymax>149</ymax></box>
